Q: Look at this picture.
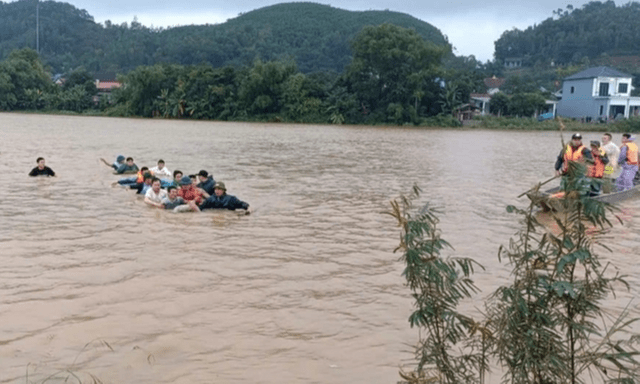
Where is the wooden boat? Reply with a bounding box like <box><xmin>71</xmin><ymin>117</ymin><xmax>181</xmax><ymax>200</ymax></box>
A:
<box><xmin>527</xmin><ymin>180</ymin><xmax>640</xmax><ymax>212</ymax></box>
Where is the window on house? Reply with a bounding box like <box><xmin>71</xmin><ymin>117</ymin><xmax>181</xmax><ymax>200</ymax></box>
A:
<box><xmin>619</xmin><ymin>83</ymin><xmax>628</xmax><ymax>93</ymax></box>
<box><xmin>570</xmin><ymin>86</ymin><xmax>575</xmax><ymax>94</ymax></box>
<box><xmin>600</xmin><ymin>105</ymin><xmax>604</xmax><ymax>115</ymax></box>
<box><xmin>599</xmin><ymin>83</ymin><xmax>609</xmax><ymax>96</ymax></box>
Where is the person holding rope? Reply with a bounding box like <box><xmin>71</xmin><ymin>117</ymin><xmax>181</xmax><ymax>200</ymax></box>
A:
<box><xmin>554</xmin><ymin>133</ymin><xmax>592</xmax><ymax>176</ymax></box>
<box><xmin>550</xmin><ymin>133</ymin><xmax>593</xmax><ymax>198</ymax></box>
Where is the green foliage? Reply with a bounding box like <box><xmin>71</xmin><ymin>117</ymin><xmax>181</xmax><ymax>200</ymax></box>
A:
<box><xmin>63</xmin><ymin>67</ymin><xmax>97</xmax><ymax>95</ymax></box>
<box><xmin>238</xmin><ymin>59</ymin><xmax>297</xmax><ymax>115</ymax></box>
<box><xmin>0</xmin><ymin>1</ymin><xmax>449</xmax><ymax>75</ymax></box>
<box><xmin>44</xmin><ymin>84</ymin><xmax>94</xmax><ymax>112</ymax></box>
<box><xmin>607</xmin><ymin>117</ymin><xmax>640</xmax><ymax>133</ymax></box>
<box><xmin>110</xmin><ymin>63</ymin><xmax>182</xmax><ymax>117</ymax></box>
<box><xmin>0</xmin><ymin>48</ymin><xmax>53</xmax><ymax>110</ymax></box>
<box><xmin>489</xmin><ymin>93</ymin><xmax>509</xmax><ymax>116</ymax></box>
<box><xmin>494</xmin><ymin>1</ymin><xmax>640</xmax><ymax>66</ymax></box>
<box><xmin>487</xmin><ymin>167</ymin><xmax>640</xmax><ymax>383</ymax></box>
<box><xmin>485</xmin><ymin>91</ymin><xmax>547</xmax><ymax>118</ymax></box>
<box><xmin>389</xmin><ymin>186</ymin><xmax>485</xmax><ymax>383</ymax></box>
<box><xmin>345</xmin><ymin>24</ymin><xmax>447</xmax><ymax>125</ymax></box>
<box><xmin>508</xmin><ymin>92</ymin><xmax>546</xmax><ymax>117</ymax></box>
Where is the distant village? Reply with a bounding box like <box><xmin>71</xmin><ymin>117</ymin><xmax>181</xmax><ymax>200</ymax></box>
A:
<box><xmin>458</xmin><ymin>60</ymin><xmax>640</xmax><ymax>123</ymax></box>
<box><xmin>462</xmin><ymin>57</ymin><xmax>640</xmax><ymax>124</ymax></box>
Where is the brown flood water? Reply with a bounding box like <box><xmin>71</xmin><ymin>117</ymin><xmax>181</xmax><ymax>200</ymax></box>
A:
<box><xmin>1</xmin><ymin>113</ymin><xmax>639</xmax><ymax>383</ymax></box>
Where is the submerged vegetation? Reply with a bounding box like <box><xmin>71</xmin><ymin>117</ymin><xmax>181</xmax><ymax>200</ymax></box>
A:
<box><xmin>391</xmin><ymin>170</ymin><xmax>640</xmax><ymax>382</ymax></box>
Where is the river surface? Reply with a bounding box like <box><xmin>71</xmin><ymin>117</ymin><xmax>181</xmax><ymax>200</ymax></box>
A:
<box><xmin>1</xmin><ymin>113</ymin><xmax>639</xmax><ymax>383</ymax></box>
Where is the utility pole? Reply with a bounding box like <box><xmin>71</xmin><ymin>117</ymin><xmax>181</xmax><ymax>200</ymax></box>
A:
<box><xmin>36</xmin><ymin>0</ymin><xmax>39</xmax><ymax>53</ymax></box>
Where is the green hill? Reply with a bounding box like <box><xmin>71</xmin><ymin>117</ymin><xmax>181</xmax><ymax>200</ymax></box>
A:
<box><xmin>0</xmin><ymin>0</ymin><xmax>449</xmax><ymax>74</ymax></box>
<box><xmin>494</xmin><ymin>0</ymin><xmax>640</xmax><ymax>67</ymax></box>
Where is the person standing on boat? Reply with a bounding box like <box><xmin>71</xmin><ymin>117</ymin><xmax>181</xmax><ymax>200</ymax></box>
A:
<box><xmin>554</xmin><ymin>133</ymin><xmax>592</xmax><ymax>176</ymax></box>
<box><xmin>601</xmin><ymin>133</ymin><xmax>620</xmax><ymax>193</ymax></box>
<box><xmin>587</xmin><ymin>141</ymin><xmax>609</xmax><ymax>196</ymax></box>
<box><xmin>553</xmin><ymin>133</ymin><xmax>592</xmax><ymax>196</ymax></box>
<box><xmin>616</xmin><ymin>133</ymin><xmax>639</xmax><ymax>192</ymax></box>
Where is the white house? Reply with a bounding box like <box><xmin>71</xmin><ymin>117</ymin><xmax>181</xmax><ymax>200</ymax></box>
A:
<box><xmin>557</xmin><ymin>66</ymin><xmax>640</xmax><ymax>121</ymax></box>
<box><xmin>504</xmin><ymin>57</ymin><xmax>523</xmax><ymax>68</ymax></box>
<box><xmin>470</xmin><ymin>93</ymin><xmax>491</xmax><ymax>116</ymax></box>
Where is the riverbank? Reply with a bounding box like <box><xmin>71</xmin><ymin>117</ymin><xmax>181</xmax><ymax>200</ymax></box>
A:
<box><xmin>471</xmin><ymin>115</ymin><xmax>640</xmax><ymax>132</ymax></box>
<box><xmin>5</xmin><ymin>109</ymin><xmax>640</xmax><ymax>133</ymax></box>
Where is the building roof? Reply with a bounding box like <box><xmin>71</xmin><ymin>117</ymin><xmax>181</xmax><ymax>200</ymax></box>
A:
<box><xmin>484</xmin><ymin>76</ymin><xmax>506</xmax><ymax>89</ymax></box>
<box><xmin>96</xmin><ymin>81</ymin><xmax>121</xmax><ymax>90</ymax></box>
<box><xmin>470</xmin><ymin>93</ymin><xmax>491</xmax><ymax>100</ymax></box>
<box><xmin>564</xmin><ymin>66</ymin><xmax>632</xmax><ymax>80</ymax></box>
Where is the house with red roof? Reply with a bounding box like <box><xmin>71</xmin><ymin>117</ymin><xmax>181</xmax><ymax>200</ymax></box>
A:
<box><xmin>483</xmin><ymin>76</ymin><xmax>506</xmax><ymax>95</ymax></box>
<box><xmin>93</xmin><ymin>72</ymin><xmax>121</xmax><ymax>104</ymax></box>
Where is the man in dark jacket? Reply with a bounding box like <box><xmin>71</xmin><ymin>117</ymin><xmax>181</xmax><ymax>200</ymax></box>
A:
<box><xmin>29</xmin><ymin>157</ymin><xmax>55</xmax><ymax>176</ymax></box>
<box><xmin>200</xmin><ymin>182</ymin><xmax>250</xmax><ymax>212</ymax></box>
<box><xmin>196</xmin><ymin>169</ymin><xmax>216</xmax><ymax>195</ymax></box>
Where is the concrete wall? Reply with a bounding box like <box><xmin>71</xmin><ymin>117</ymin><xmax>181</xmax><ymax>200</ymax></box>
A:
<box><xmin>557</xmin><ymin>78</ymin><xmax>599</xmax><ymax>119</ymax></box>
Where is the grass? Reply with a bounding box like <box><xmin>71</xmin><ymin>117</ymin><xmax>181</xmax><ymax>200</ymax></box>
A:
<box><xmin>472</xmin><ymin>115</ymin><xmax>640</xmax><ymax>132</ymax></box>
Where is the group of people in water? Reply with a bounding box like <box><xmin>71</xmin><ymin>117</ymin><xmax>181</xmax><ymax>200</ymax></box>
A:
<box><xmin>553</xmin><ymin>132</ymin><xmax>639</xmax><ymax>195</ymax></box>
<box><xmin>29</xmin><ymin>155</ymin><xmax>250</xmax><ymax>213</ymax></box>
<box><xmin>102</xmin><ymin>155</ymin><xmax>251</xmax><ymax>213</ymax></box>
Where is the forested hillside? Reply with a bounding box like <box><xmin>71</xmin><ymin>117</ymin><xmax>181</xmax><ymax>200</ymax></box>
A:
<box><xmin>0</xmin><ymin>0</ymin><xmax>449</xmax><ymax>74</ymax></box>
<box><xmin>494</xmin><ymin>1</ymin><xmax>640</xmax><ymax>66</ymax></box>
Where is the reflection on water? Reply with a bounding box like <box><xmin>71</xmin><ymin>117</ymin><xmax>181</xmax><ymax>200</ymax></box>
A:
<box><xmin>0</xmin><ymin>113</ymin><xmax>638</xmax><ymax>383</ymax></box>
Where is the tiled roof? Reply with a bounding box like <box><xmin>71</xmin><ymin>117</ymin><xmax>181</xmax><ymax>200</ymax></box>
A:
<box><xmin>484</xmin><ymin>76</ymin><xmax>506</xmax><ymax>89</ymax></box>
<box><xmin>96</xmin><ymin>81</ymin><xmax>121</xmax><ymax>90</ymax></box>
<box><xmin>564</xmin><ymin>66</ymin><xmax>632</xmax><ymax>80</ymax></box>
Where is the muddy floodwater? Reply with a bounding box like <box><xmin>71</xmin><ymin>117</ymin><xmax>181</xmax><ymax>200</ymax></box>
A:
<box><xmin>1</xmin><ymin>113</ymin><xmax>639</xmax><ymax>383</ymax></box>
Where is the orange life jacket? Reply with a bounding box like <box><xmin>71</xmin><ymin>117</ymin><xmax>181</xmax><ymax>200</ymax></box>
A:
<box><xmin>562</xmin><ymin>144</ymin><xmax>585</xmax><ymax>173</ymax></box>
<box><xmin>588</xmin><ymin>149</ymin><xmax>605</xmax><ymax>178</ymax></box>
<box><xmin>621</xmin><ymin>142</ymin><xmax>638</xmax><ymax>165</ymax></box>
<box><xmin>135</xmin><ymin>171</ymin><xmax>144</xmax><ymax>183</ymax></box>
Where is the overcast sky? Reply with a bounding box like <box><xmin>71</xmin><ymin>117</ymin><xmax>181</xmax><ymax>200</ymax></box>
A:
<box><xmin>18</xmin><ymin>0</ymin><xmax>617</xmax><ymax>62</ymax></box>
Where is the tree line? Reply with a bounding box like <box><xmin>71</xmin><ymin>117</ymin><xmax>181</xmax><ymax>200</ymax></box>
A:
<box><xmin>1</xmin><ymin>24</ymin><xmax>503</xmax><ymax>125</ymax></box>
<box><xmin>0</xmin><ymin>0</ymin><xmax>448</xmax><ymax>75</ymax></box>
<box><xmin>495</xmin><ymin>1</ymin><xmax>640</xmax><ymax>66</ymax></box>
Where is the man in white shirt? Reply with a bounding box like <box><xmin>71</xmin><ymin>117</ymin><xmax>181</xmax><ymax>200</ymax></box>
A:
<box><xmin>601</xmin><ymin>132</ymin><xmax>620</xmax><ymax>192</ymax></box>
<box><xmin>144</xmin><ymin>178</ymin><xmax>168</xmax><ymax>208</ymax></box>
<box><xmin>150</xmin><ymin>159</ymin><xmax>172</xmax><ymax>179</ymax></box>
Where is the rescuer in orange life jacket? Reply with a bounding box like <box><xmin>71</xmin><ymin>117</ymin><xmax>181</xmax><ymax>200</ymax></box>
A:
<box><xmin>615</xmin><ymin>133</ymin><xmax>639</xmax><ymax>192</ymax></box>
<box><xmin>551</xmin><ymin>133</ymin><xmax>594</xmax><ymax>197</ymax></box>
<box><xmin>554</xmin><ymin>133</ymin><xmax>593</xmax><ymax>176</ymax></box>
<box><xmin>586</xmin><ymin>140</ymin><xmax>609</xmax><ymax>196</ymax></box>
